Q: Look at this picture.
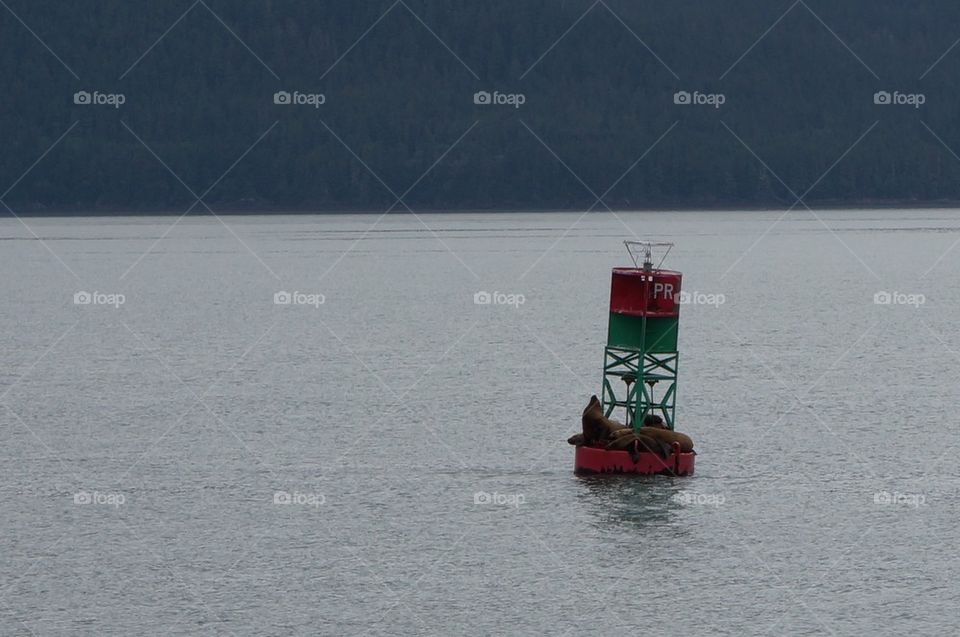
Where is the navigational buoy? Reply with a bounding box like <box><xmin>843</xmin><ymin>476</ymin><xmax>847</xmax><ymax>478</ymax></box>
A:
<box><xmin>573</xmin><ymin>241</ymin><xmax>696</xmax><ymax>475</ymax></box>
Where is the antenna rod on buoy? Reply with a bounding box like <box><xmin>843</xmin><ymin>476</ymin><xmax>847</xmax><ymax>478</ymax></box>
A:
<box><xmin>624</xmin><ymin>240</ymin><xmax>673</xmax><ymax>271</ymax></box>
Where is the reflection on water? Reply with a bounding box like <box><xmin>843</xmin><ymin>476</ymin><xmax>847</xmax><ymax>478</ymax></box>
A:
<box><xmin>576</xmin><ymin>475</ymin><xmax>691</xmax><ymax>532</ymax></box>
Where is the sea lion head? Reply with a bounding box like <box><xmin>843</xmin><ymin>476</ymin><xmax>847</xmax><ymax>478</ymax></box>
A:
<box><xmin>642</xmin><ymin>414</ymin><xmax>666</xmax><ymax>429</ymax></box>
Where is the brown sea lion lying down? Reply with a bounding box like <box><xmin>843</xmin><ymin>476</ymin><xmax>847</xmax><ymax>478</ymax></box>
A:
<box><xmin>638</xmin><ymin>413</ymin><xmax>696</xmax><ymax>452</ymax></box>
<box><xmin>640</xmin><ymin>428</ymin><xmax>695</xmax><ymax>453</ymax></box>
<box><xmin>604</xmin><ymin>432</ymin><xmax>672</xmax><ymax>462</ymax></box>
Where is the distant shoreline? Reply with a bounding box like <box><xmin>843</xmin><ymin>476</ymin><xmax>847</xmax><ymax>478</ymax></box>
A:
<box><xmin>2</xmin><ymin>200</ymin><xmax>960</xmax><ymax>217</ymax></box>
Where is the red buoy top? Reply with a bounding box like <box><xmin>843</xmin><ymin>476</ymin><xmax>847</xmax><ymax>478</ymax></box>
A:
<box><xmin>609</xmin><ymin>267</ymin><xmax>683</xmax><ymax>317</ymax></box>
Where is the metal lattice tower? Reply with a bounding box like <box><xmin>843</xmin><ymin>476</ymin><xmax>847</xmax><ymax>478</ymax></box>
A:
<box><xmin>601</xmin><ymin>241</ymin><xmax>682</xmax><ymax>431</ymax></box>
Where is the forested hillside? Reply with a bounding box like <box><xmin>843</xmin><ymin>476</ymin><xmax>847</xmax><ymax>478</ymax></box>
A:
<box><xmin>4</xmin><ymin>0</ymin><xmax>960</xmax><ymax>212</ymax></box>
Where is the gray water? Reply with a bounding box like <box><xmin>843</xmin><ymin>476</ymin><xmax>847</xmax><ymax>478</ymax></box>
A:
<box><xmin>1</xmin><ymin>210</ymin><xmax>958</xmax><ymax>636</ymax></box>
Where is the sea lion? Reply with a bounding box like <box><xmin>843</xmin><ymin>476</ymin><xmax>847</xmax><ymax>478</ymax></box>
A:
<box><xmin>581</xmin><ymin>395</ymin><xmax>609</xmax><ymax>441</ymax></box>
<box><xmin>635</xmin><ymin>434</ymin><xmax>673</xmax><ymax>459</ymax></box>
<box><xmin>637</xmin><ymin>425</ymin><xmax>695</xmax><ymax>453</ymax></box>
<box><xmin>581</xmin><ymin>395</ymin><xmax>630</xmax><ymax>444</ymax></box>
<box><xmin>567</xmin><ymin>433</ymin><xmax>586</xmax><ymax>446</ymax></box>
<box><xmin>604</xmin><ymin>432</ymin><xmax>672</xmax><ymax>461</ymax></box>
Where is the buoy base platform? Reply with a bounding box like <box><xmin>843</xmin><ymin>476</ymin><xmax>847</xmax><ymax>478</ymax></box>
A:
<box><xmin>574</xmin><ymin>443</ymin><xmax>695</xmax><ymax>476</ymax></box>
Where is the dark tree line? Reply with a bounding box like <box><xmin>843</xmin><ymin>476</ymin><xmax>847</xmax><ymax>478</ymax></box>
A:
<box><xmin>4</xmin><ymin>0</ymin><xmax>960</xmax><ymax>212</ymax></box>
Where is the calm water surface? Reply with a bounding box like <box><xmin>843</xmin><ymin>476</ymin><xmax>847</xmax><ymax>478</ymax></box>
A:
<box><xmin>1</xmin><ymin>210</ymin><xmax>959</xmax><ymax>636</ymax></box>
